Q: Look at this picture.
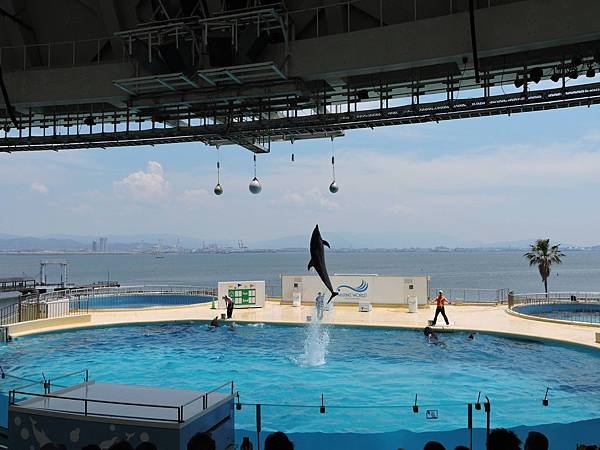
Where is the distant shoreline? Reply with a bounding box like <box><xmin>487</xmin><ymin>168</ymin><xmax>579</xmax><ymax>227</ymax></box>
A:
<box><xmin>0</xmin><ymin>248</ymin><xmax>598</xmax><ymax>255</ymax></box>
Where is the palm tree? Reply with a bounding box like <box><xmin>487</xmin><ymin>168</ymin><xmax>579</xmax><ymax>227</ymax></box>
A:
<box><xmin>524</xmin><ymin>239</ymin><xmax>565</xmax><ymax>294</ymax></box>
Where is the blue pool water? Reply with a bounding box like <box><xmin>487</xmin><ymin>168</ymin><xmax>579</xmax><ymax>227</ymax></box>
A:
<box><xmin>514</xmin><ymin>303</ymin><xmax>600</xmax><ymax>324</ymax></box>
<box><xmin>1</xmin><ymin>323</ymin><xmax>599</xmax><ymax>434</ymax></box>
<box><xmin>86</xmin><ymin>294</ymin><xmax>212</xmax><ymax>309</ymax></box>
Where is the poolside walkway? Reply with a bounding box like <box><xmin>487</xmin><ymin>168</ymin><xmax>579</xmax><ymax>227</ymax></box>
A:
<box><xmin>8</xmin><ymin>301</ymin><xmax>600</xmax><ymax>349</ymax></box>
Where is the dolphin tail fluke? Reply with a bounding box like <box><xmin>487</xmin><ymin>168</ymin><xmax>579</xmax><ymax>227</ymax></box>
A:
<box><xmin>322</xmin><ymin>240</ymin><xmax>331</xmax><ymax>248</ymax></box>
<box><xmin>307</xmin><ymin>259</ymin><xmax>315</xmax><ymax>271</ymax></box>
<box><xmin>327</xmin><ymin>292</ymin><xmax>338</xmax><ymax>304</ymax></box>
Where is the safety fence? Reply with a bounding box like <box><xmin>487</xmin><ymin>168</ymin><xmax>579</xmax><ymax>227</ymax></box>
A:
<box><xmin>509</xmin><ymin>292</ymin><xmax>600</xmax><ymax>325</ymax></box>
<box><xmin>1</xmin><ymin>367</ymin><xmax>598</xmax><ymax>450</ymax></box>
<box><xmin>428</xmin><ymin>288</ymin><xmax>509</xmax><ymax>303</ymax></box>
<box><xmin>0</xmin><ymin>37</ymin><xmax>131</xmax><ymax>72</ymax></box>
<box><xmin>2</xmin><ymin>369</ymin><xmax>233</xmax><ymax>424</ymax></box>
<box><xmin>0</xmin><ymin>367</ymin><xmax>580</xmax><ymax>450</ymax></box>
<box><xmin>0</xmin><ymin>0</ymin><xmax>526</xmax><ymax>72</ymax></box>
<box><xmin>69</xmin><ymin>285</ymin><xmax>216</xmax><ymax>309</ymax></box>
<box><xmin>0</xmin><ymin>285</ymin><xmax>216</xmax><ymax>328</ymax></box>
<box><xmin>0</xmin><ymin>297</ymin><xmax>88</xmax><ymax>327</ymax></box>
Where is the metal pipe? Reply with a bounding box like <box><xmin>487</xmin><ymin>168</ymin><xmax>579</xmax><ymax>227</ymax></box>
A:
<box><xmin>468</xmin><ymin>0</ymin><xmax>480</xmax><ymax>84</ymax></box>
<box><xmin>256</xmin><ymin>404</ymin><xmax>262</xmax><ymax>450</ymax></box>
<box><xmin>468</xmin><ymin>403</ymin><xmax>473</xmax><ymax>450</ymax></box>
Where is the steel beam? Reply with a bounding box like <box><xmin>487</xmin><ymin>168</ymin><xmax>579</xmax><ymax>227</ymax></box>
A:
<box><xmin>3</xmin><ymin>82</ymin><xmax>600</xmax><ymax>153</ymax></box>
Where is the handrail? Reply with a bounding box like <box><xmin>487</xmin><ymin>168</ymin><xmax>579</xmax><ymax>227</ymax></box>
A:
<box><xmin>428</xmin><ymin>287</ymin><xmax>509</xmax><ymax>302</ymax></box>
<box><xmin>48</xmin><ymin>369</ymin><xmax>89</xmax><ymax>383</ymax></box>
<box><xmin>182</xmin><ymin>381</ymin><xmax>235</xmax><ymax>408</ymax></box>
<box><xmin>1</xmin><ymin>285</ymin><xmax>216</xmax><ymax>327</ymax></box>
<box><xmin>510</xmin><ymin>292</ymin><xmax>600</xmax><ymax>305</ymax></box>
<box><xmin>24</xmin><ymin>285</ymin><xmax>217</xmax><ymax>302</ymax></box>
<box><xmin>508</xmin><ymin>292</ymin><xmax>600</xmax><ymax>324</ymax></box>
<box><xmin>9</xmin><ymin>378</ymin><xmax>235</xmax><ymax>424</ymax></box>
<box><xmin>9</xmin><ymin>389</ymin><xmax>183</xmax><ymax>422</ymax></box>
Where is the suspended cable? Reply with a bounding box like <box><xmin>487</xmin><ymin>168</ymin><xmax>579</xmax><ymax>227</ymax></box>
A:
<box><xmin>329</xmin><ymin>136</ymin><xmax>338</xmax><ymax>193</ymax></box>
<box><xmin>214</xmin><ymin>146</ymin><xmax>223</xmax><ymax>195</ymax></box>
<box><xmin>249</xmin><ymin>153</ymin><xmax>262</xmax><ymax>194</ymax></box>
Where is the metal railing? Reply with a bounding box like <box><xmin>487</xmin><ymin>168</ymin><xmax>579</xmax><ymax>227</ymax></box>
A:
<box><xmin>510</xmin><ymin>292</ymin><xmax>600</xmax><ymax>305</ymax></box>
<box><xmin>509</xmin><ymin>292</ymin><xmax>600</xmax><ymax>325</ymax></box>
<box><xmin>68</xmin><ymin>285</ymin><xmax>216</xmax><ymax>298</ymax></box>
<box><xmin>428</xmin><ymin>288</ymin><xmax>509</xmax><ymax>303</ymax></box>
<box><xmin>0</xmin><ymin>37</ymin><xmax>130</xmax><ymax>72</ymax></box>
<box><xmin>0</xmin><ymin>297</ymin><xmax>89</xmax><ymax>327</ymax></box>
<box><xmin>266</xmin><ymin>284</ymin><xmax>281</xmax><ymax>298</ymax></box>
<box><xmin>0</xmin><ymin>285</ymin><xmax>216</xmax><ymax>327</ymax></box>
<box><xmin>8</xmin><ymin>375</ymin><xmax>234</xmax><ymax>424</ymax></box>
<box><xmin>0</xmin><ymin>0</ymin><xmax>527</xmax><ymax>72</ymax></box>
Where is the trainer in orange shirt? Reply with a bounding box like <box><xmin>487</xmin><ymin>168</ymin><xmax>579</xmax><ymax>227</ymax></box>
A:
<box><xmin>431</xmin><ymin>290</ymin><xmax>450</xmax><ymax>326</ymax></box>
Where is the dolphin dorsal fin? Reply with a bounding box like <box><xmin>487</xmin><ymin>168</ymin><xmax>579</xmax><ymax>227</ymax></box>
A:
<box><xmin>322</xmin><ymin>240</ymin><xmax>331</xmax><ymax>248</ymax></box>
<box><xmin>308</xmin><ymin>259</ymin><xmax>315</xmax><ymax>271</ymax></box>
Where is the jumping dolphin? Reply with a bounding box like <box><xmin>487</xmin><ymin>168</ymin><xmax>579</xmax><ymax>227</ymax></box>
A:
<box><xmin>308</xmin><ymin>225</ymin><xmax>338</xmax><ymax>303</ymax></box>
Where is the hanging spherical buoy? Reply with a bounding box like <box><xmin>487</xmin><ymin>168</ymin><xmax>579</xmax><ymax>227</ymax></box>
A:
<box><xmin>249</xmin><ymin>154</ymin><xmax>262</xmax><ymax>194</ymax></box>
<box><xmin>214</xmin><ymin>154</ymin><xmax>223</xmax><ymax>196</ymax></box>
<box><xmin>249</xmin><ymin>177</ymin><xmax>262</xmax><ymax>194</ymax></box>
<box><xmin>329</xmin><ymin>138</ymin><xmax>339</xmax><ymax>194</ymax></box>
<box><xmin>291</xmin><ymin>153</ymin><xmax>295</xmax><ymax>162</ymax></box>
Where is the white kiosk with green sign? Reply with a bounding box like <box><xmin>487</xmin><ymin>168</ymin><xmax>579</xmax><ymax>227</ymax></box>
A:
<box><xmin>217</xmin><ymin>281</ymin><xmax>266</xmax><ymax>309</ymax></box>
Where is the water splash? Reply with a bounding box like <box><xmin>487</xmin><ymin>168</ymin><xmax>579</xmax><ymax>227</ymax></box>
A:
<box><xmin>296</xmin><ymin>318</ymin><xmax>330</xmax><ymax>367</ymax></box>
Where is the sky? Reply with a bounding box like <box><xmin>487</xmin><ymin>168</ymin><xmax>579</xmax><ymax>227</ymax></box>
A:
<box><xmin>1</xmin><ymin>101</ymin><xmax>600</xmax><ymax>247</ymax></box>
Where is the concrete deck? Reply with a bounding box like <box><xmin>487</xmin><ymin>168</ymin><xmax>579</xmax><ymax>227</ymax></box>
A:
<box><xmin>7</xmin><ymin>301</ymin><xmax>600</xmax><ymax>349</ymax></box>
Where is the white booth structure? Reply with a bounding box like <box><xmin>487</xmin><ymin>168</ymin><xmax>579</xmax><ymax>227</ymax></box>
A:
<box><xmin>217</xmin><ymin>280</ymin><xmax>266</xmax><ymax>309</ymax></box>
<box><xmin>281</xmin><ymin>274</ymin><xmax>428</xmax><ymax>307</ymax></box>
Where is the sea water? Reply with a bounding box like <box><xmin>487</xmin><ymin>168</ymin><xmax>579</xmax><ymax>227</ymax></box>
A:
<box><xmin>1</xmin><ymin>251</ymin><xmax>600</xmax><ymax>295</ymax></box>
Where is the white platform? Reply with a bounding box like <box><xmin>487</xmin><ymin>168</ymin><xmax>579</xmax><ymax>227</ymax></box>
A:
<box><xmin>14</xmin><ymin>382</ymin><xmax>229</xmax><ymax>424</ymax></box>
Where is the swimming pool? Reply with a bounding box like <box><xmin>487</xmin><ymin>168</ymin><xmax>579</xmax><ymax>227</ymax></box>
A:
<box><xmin>1</xmin><ymin>322</ymin><xmax>599</xmax><ymax>435</ymax></box>
<box><xmin>84</xmin><ymin>294</ymin><xmax>213</xmax><ymax>309</ymax></box>
<box><xmin>513</xmin><ymin>302</ymin><xmax>600</xmax><ymax>324</ymax></box>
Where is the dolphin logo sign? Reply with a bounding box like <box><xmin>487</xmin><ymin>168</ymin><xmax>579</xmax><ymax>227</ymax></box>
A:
<box><xmin>337</xmin><ymin>280</ymin><xmax>369</xmax><ymax>293</ymax></box>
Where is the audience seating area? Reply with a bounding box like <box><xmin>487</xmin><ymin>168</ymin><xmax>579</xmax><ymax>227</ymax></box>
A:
<box><xmin>27</xmin><ymin>428</ymin><xmax>600</xmax><ymax>450</ymax></box>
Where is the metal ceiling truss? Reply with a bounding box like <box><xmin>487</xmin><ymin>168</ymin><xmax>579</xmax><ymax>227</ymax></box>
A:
<box><xmin>113</xmin><ymin>62</ymin><xmax>286</xmax><ymax>95</ymax></box>
<box><xmin>3</xmin><ymin>81</ymin><xmax>600</xmax><ymax>153</ymax></box>
<box><xmin>114</xmin><ymin>6</ymin><xmax>288</xmax><ymax>71</ymax></box>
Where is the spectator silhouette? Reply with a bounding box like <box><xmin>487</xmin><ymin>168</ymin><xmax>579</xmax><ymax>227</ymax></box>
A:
<box><xmin>188</xmin><ymin>432</ymin><xmax>216</xmax><ymax>450</ymax></box>
<box><xmin>424</xmin><ymin>442</ymin><xmax>446</xmax><ymax>450</ymax></box>
<box><xmin>82</xmin><ymin>446</ymin><xmax>101</xmax><ymax>450</ymax></box>
<box><xmin>136</xmin><ymin>443</ymin><xmax>158</xmax><ymax>450</ymax></box>
<box><xmin>264</xmin><ymin>432</ymin><xmax>294</xmax><ymax>450</ymax></box>
<box><xmin>487</xmin><ymin>428</ymin><xmax>521</xmax><ymax>450</ymax></box>
<box><xmin>455</xmin><ymin>446</ymin><xmax>470</xmax><ymax>450</ymax></box>
<box><xmin>109</xmin><ymin>442</ymin><xmax>134</xmax><ymax>450</ymax></box>
<box><xmin>525</xmin><ymin>431</ymin><xmax>548</xmax><ymax>450</ymax></box>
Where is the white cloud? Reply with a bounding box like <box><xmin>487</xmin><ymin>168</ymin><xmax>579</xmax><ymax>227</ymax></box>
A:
<box><xmin>180</xmin><ymin>188</ymin><xmax>211</xmax><ymax>207</ymax></box>
<box><xmin>114</xmin><ymin>161</ymin><xmax>170</xmax><ymax>202</ymax></box>
<box><xmin>336</xmin><ymin>144</ymin><xmax>600</xmax><ymax>194</ymax></box>
<box><xmin>283</xmin><ymin>187</ymin><xmax>340</xmax><ymax>210</ymax></box>
<box><xmin>31</xmin><ymin>182</ymin><xmax>48</xmax><ymax>194</ymax></box>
